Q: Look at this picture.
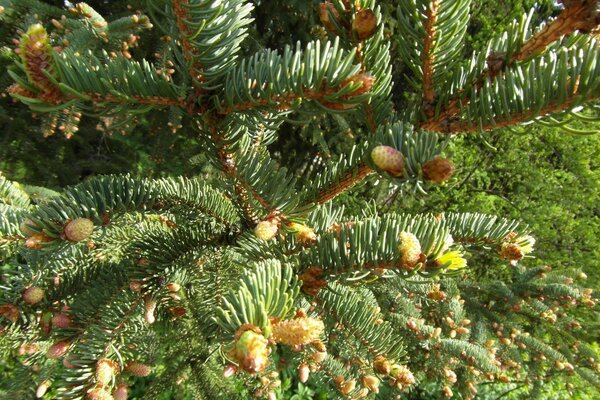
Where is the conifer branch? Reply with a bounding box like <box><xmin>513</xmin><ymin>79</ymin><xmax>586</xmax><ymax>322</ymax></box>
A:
<box><xmin>422</xmin><ymin>1</ymin><xmax>598</xmax><ymax>132</ymax></box>
<box><xmin>514</xmin><ymin>1</ymin><xmax>599</xmax><ymax>62</ymax></box>
<box><xmin>171</xmin><ymin>0</ymin><xmax>204</xmax><ymax>92</ymax></box>
<box><xmin>441</xmin><ymin>92</ymin><xmax>596</xmax><ymax>134</ymax></box>
<box><xmin>421</xmin><ymin>0</ymin><xmax>439</xmax><ymax>105</ymax></box>
<box><xmin>316</xmin><ymin>163</ymin><xmax>373</xmax><ymax>204</ymax></box>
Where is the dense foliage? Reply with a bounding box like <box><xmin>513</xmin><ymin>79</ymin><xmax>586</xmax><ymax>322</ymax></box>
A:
<box><xmin>0</xmin><ymin>1</ymin><xmax>599</xmax><ymax>399</ymax></box>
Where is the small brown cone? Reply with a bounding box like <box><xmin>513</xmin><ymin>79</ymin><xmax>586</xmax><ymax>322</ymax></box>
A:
<box><xmin>126</xmin><ymin>361</ymin><xmax>152</xmax><ymax>377</ymax></box>
<box><xmin>422</xmin><ymin>157</ymin><xmax>454</xmax><ymax>183</ymax></box>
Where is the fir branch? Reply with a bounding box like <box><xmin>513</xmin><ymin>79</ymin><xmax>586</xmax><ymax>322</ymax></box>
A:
<box><xmin>316</xmin><ymin>163</ymin><xmax>373</xmax><ymax>204</ymax></box>
<box><xmin>421</xmin><ymin>0</ymin><xmax>440</xmax><ymax>105</ymax></box>
<box><xmin>422</xmin><ymin>2</ymin><xmax>598</xmax><ymax>132</ymax></box>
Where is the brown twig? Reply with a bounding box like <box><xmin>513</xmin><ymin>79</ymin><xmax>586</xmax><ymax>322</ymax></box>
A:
<box><xmin>421</xmin><ymin>1</ymin><xmax>598</xmax><ymax>132</ymax></box>
<box><xmin>171</xmin><ymin>0</ymin><xmax>205</xmax><ymax>93</ymax></box>
<box><xmin>437</xmin><ymin>93</ymin><xmax>591</xmax><ymax>134</ymax></box>
<box><xmin>421</xmin><ymin>0</ymin><xmax>439</xmax><ymax>106</ymax></box>
<box><xmin>316</xmin><ymin>163</ymin><xmax>373</xmax><ymax>204</ymax></box>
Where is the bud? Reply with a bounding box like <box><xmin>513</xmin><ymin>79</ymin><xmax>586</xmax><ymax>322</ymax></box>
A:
<box><xmin>96</xmin><ymin>359</ymin><xmax>119</xmax><ymax>386</ymax></box>
<box><xmin>310</xmin><ymin>351</ymin><xmax>327</xmax><ymax>363</ymax></box>
<box><xmin>63</xmin><ymin>355</ymin><xmax>78</xmax><ymax>368</ymax></box>
<box><xmin>87</xmin><ymin>387</ymin><xmax>113</xmax><ymax>400</ymax></box>
<box><xmin>342</xmin><ymin>73</ymin><xmax>375</xmax><ymax>97</ymax></box>
<box><xmin>25</xmin><ymin>233</ymin><xmax>52</xmax><ymax>249</ymax></box>
<box><xmin>47</xmin><ymin>340</ymin><xmax>70</xmax><ymax>359</ymax></box>
<box><xmin>371</xmin><ymin>145</ymin><xmax>404</xmax><ymax>177</ymax></box>
<box><xmin>228</xmin><ymin>329</ymin><xmax>270</xmax><ymax>374</ymax></box>
<box><xmin>19</xmin><ymin>24</ymin><xmax>62</xmax><ymax>102</ymax></box>
<box><xmin>52</xmin><ymin>313</ymin><xmax>73</xmax><ymax>328</ymax></box>
<box><xmin>499</xmin><ymin>235</ymin><xmax>535</xmax><ymax>261</ymax></box>
<box><xmin>272</xmin><ymin>317</ymin><xmax>324</xmax><ymax>346</ymax></box>
<box><xmin>422</xmin><ymin>157</ymin><xmax>454</xmax><ymax>183</ymax></box>
<box><xmin>223</xmin><ymin>363</ymin><xmax>237</xmax><ymax>378</ymax></box>
<box><xmin>64</xmin><ymin>218</ymin><xmax>94</xmax><ymax>242</ymax></box>
<box><xmin>20</xmin><ymin>218</ymin><xmax>38</xmax><ymax>237</ymax></box>
<box><xmin>288</xmin><ymin>222</ymin><xmax>317</xmax><ymax>245</ymax></box>
<box><xmin>129</xmin><ymin>281</ymin><xmax>142</xmax><ymax>292</ymax></box>
<box><xmin>391</xmin><ymin>364</ymin><xmax>415</xmax><ymax>389</ymax></box>
<box><xmin>373</xmin><ymin>355</ymin><xmax>391</xmax><ymax>375</ymax></box>
<box><xmin>144</xmin><ymin>297</ymin><xmax>157</xmax><ymax>324</ymax></box>
<box><xmin>255</xmin><ymin>220</ymin><xmax>279</xmax><ymax>241</ymax></box>
<box><xmin>339</xmin><ymin>379</ymin><xmax>356</xmax><ymax>395</ymax></box>
<box><xmin>442</xmin><ymin>386</ymin><xmax>453</xmax><ymax>398</ymax></box>
<box><xmin>398</xmin><ymin>231</ymin><xmax>422</xmax><ymax>270</ymax></box>
<box><xmin>298</xmin><ymin>363</ymin><xmax>310</xmax><ymax>383</ymax></box>
<box><xmin>362</xmin><ymin>375</ymin><xmax>380</xmax><ymax>393</ymax></box>
<box><xmin>40</xmin><ymin>311</ymin><xmax>53</xmax><ymax>336</ymax></box>
<box><xmin>112</xmin><ymin>384</ymin><xmax>128</xmax><ymax>400</ymax></box>
<box><xmin>166</xmin><ymin>282</ymin><xmax>181</xmax><ymax>292</ymax></box>
<box><xmin>23</xmin><ymin>286</ymin><xmax>45</xmax><ymax>305</ymax></box>
<box><xmin>126</xmin><ymin>361</ymin><xmax>152</xmax><ymax>377</ymax></box>
<box><xmin>319</xmin><ymin>2</ymin><xmax>340</xmax><ymax>32</ymax></box>
<box><xmin>0</xmin><ymin>304</ymin><xmax>20</xmax><ymax>322</ymax></box>
<box><xmin>352</xmin><ymin>9</ymin><xmax>377</xmax><ymax>40</ymax></box>
<box><xmin>36</xmin><ymin>380</ymin><xmax>51</xmax><ymax>398</ymax></box>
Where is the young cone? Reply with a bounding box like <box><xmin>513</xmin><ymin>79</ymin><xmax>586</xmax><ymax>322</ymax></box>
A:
<box><xmin>371</xmin><ymin>146</ymin><xmax>404</xmax><ymax>177</ymax></box>
<box><xmin>126</xmin><ymin>361</ymin><xmax>152</xmax><ymax>377</ymax></box>
<box><xmin>64</xmin><ymin>218</ymin><xmax>95</xmax><ymax>242</ymax></box>
<box><xmin>22</xmin><ymin>287</ymin><xmax>45</xmax><ymax>305</ymax></box>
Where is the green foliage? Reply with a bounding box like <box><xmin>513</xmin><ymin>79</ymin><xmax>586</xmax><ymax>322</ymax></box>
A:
<box><xmin>0</xmin><ymin>1</ymin><xmax>599</xmax><ymax>400</ymax></box>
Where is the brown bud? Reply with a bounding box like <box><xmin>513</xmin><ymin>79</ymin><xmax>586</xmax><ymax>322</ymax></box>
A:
<box><xmin>319</xmin><ymin>2</ymin><xmax>340</xmax><ymax>32</ymax></box>
<box><xmin>298</xmin><ymin>363</ymin><xmax>310</xmax><ymax>383</ymax></box>
<box><xmin>422</xmin><ymin>157</ymin><xmax>454</xmax><ymax>183</ymax></box>
<box><xmin>47</xmin><ymin>340</ymin><xmax>70</xmax><ymax>359</ymax></box>
<box><xmin>0</xmin><ymin>304</ymin><xmax>20</xmax><ymax>322</ymax></box>
<box><xmin>112</xmin><ymin>384</ymin><xmax>128</xmax><ymax>400</ymax></box>
<box><xmin>373</xmin><ymin>355</ymin><xmax>391</xmax><ymax>375</ymax></box>
<box><xmin>352</xmin><ymin>10</ymin><xmax>377</xmax><ymax>40</ymax></box>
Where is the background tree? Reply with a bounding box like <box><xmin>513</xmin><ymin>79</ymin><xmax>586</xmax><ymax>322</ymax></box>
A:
<box><xmin>1</xmin><ymin>1</ymin><xmax>599</xmax><ymax>399</ymax></box>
